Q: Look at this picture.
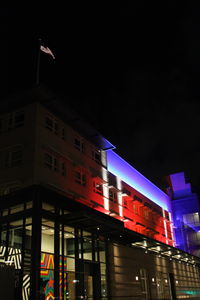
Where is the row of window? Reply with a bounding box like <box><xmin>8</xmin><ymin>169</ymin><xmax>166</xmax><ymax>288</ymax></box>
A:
<box><xmin>44</xmin><ymin>153</ymin><xmax>66</xmax><ymax>175</ymax></box>
<box><xmin>43</xmin><ymin>152</ymin><xmax>168</xmax><ymax>221</ymax></box>
<box><xmin>45</xmin><ymin>115</ymin><xmax>102</xmax><ymax>165</ymax></box>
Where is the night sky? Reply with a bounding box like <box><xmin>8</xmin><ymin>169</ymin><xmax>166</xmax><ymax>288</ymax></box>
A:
<box><xmin>2</xmin><ymin>4</ymin><xmax>200</xmax><ymax>190</ymax></box>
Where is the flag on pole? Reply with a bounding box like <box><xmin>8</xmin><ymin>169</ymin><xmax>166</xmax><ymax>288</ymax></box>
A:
<box><xmin>40</xmin><ymin>41</ymin><xmax>55</xmax><ymax>59</ymax></box>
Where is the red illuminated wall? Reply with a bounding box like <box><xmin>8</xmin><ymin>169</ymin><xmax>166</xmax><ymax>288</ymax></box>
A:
<box><xmin>61</xmin><ymin>158</ymin><xmax>174</xmax><ymax>246</ymax></box>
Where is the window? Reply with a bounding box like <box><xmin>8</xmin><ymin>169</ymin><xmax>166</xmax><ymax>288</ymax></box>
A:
<box><xmin>183</xmin><ymin>213</ymin><xmax>200</xmax><ymax>226</ymax></box>
<box><xmin>109</xmin><ymin>190</ymin><xmax>117</xmax><ymax>202</ymax></box>
<box><xmin>75</xmin><ymin>170</ymin><xmax>86</xmax><ymax>186</ymax></box>
<box><xmin>144</xmin><ymin>209</ymin><xmax>149</xmax><ymax>219</ymax></box>
<box><xmin>74</xmin><ymin>137</ymin><xmax>85</xmax><ymax>152</ymax></box>
<box><xmin>61</xmin><ymin>127</ymin><xmax>66</xmax><ymax>140</ymax></box>
<box><xmin>5</xmin><ymin>146</ymin><xmax>23</xmax><ymax>167</ymax></box>
<box><xmin>44</xmin><ymin>153</ymin><xmax>58</xmax><ymax>171</ymax></box>
<box><xmin>122</xmin><ymin>188</ymin><xmax>131</xmax><ymax>196</ymax></box>
<box><xmin>92</xmin><ymin>149</ymin><xmax>101</xmax><ymax>164</ymax></box>
<box><xmin>43</xmin><ymin>149</ymin><xmax>67</xmax><ymax>176</ymax></box>
<box><xmin>14</xmin><ymin>111</ymin><xmax>25</xmax><ymax>128</ymax></box>
<box><xmin>93</xmin><ymin>182</ymin><xmax>103</xmax><ymax>195</ymax></box>
<box><xmin>123</xmin><ymin>199</ymin><xmax>128</xmax><ymax>207</ymax></box>
<box><xmin>61</xmin><ymin>162</ymin><xmax>66</xmax><ymax>176</ymax></box>
<box><xmin>7</xmin><ymin>111</ymin><xmax>24</xmax><ymax>130</ymax></box>
<box><xmin>133</xmin><ymin>203</ymin><xmax>138</xmax><ymax>215</ymax></box>
<box><xmin>45</xmin><ymin>115</ymin><xmax>58</xmax><ymax>135</ymax></box>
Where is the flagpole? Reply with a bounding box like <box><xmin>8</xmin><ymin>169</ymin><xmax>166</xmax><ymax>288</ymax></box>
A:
<box><xmin>36</xmin><ymin>38</ymin><xmax>42</xmax><ymax>85</ymax></box>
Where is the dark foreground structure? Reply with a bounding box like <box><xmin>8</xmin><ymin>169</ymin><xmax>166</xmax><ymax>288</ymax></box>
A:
<box><xmin>0</xmin><ymin>86</ymin><xmax>200</xmax><ymax>299</ymax></box>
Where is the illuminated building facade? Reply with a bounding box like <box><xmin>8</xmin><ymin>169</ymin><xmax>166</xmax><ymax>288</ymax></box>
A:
<box><xmin>0</xmin><ymin>86</ymin><xmax>200</xmax><ymax>300</ymax></box>
<box><xmin>166</xmin><ymin>172</ymin><xmax>200</xmax><ymax>257</ymax></box>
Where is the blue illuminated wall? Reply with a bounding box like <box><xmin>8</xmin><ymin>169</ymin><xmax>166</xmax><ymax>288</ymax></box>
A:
<box><xmin>168</xmin><ymin>172</ymin><xmax>200</xmax><ymax>256</ymax></box>
<box><xmin>107</xmin><ymin>150</ymin><xmax>171</xmax><ymax>212</ymax></box>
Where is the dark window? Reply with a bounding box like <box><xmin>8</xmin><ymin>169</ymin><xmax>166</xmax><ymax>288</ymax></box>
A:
<box><xmin>11</xmin><ymin>149</ymin><xmax>23</xmax><ymax>167</ymax></box>
<box><xmin>75</xmin><ymin>171</ymin><xmax>86</xmax><ymax>186</ymax></box>
<box><xmin>5</xmin><ymin>147</ymin><xmax>23</xmax><ymax>168</ymax></box>
<box><xmin>44</xmin><ymin>153</ymin><xmax>58</xmax><ymax>171</ymax></box>
<box><xmin>122</xmin><ymin>188</ymin><xmax>131</xmax><ymax>196</ymax></box>
<box><xmin>61</xmin><ymin>162</ymin><xmax>66</xmax><ymax>176</ymax></box>
<box><xmin>45</xmin><ymin>116</ymin><xmax>58</xmax><ymax>135</ymax></box>
<box><xmin>109</xmin><ymin>190</ymin><xmax>117</xmax><ymax>202</ymax></box>
<box><xmin>74</xmin><ymin>137</ymin><xmax>85</xmax><ymax>152</ymax></box>
<box><xmin>14</xmin><ymin>111</ymin><xmax>24</xmax><ymax>128</ymax></box>
<box><xmin>93</xmin><ymin>182</ymin><xmax>103</xmax><ymax>195</ymax></box>
<box><xmin>61</xmin><ymin>127</ymin><xmax>65</xmax><ymax>140</ymax></box>
<box><xmin>7</xmin><ymin>111</ymin><xmax>24</xmax><ymax>129</ymax></box>
<box><xmin>92</xmin><ymin>149</ymin><xmax>101</xmax><ymax>164</ymax></box>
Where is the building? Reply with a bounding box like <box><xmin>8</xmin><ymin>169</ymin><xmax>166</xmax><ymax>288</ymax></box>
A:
<box><xmin>0</xmin><ymin>86</ymin><xmax>200</xmax><ymax>300</ymax></box>
<box><xmin>166</xmin><ymin>172</ymin><xmax>200</xmax><ymax>257</ymax></box>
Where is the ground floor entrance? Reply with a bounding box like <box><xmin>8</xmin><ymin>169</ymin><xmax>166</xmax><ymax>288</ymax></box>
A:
<box><xmin>1</xmin><ymin>186</ymin><xmax>200</xmax><ymax>300</ymax></box>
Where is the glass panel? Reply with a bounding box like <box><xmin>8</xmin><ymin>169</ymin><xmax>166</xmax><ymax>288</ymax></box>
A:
<box><xmin>24</xmin><ymin>219</ymin><xmax>32</xmax><ymax>273</ymax></box>
<box><xmin>9</xmin><ymin>220</ymin><xmax>23</xmax><ymax>249</ymax></box>
<box><xmin>2</xmin><ymin>209</ymin><xmax>8</xmax><ymax>216</ymax></box>
<box><xmin>100</xmin><ymin>263</ymin><xmax>106</xmax><ymax>275</ymax></box>
<box><xmin>63</xmin><ymin>226</ymin><xmax>75</xmax><ymax>257</ymax></box>
<box><xmin>83</xmin><ymin>237</ymin><xmax>92</xmax><ymax>260</ymax></box>
<box><xmin>95</xmin><ymin>240</ymin><xmax>99</xmax><ymax>261</ymax></box>
<box><xmin>99</xmin><ymin>240</ymin><xmax>106</xmax><ymax>262</ymax></box>
<box><xmin>1</xmin><ymin>224</ymin><xmax>7</xmax><ymax>246</ymax></box>
<box><xmin>41</xmin><ymin>219</ymin><xmax>55</xmax><ymax>253</ymax></box>
<box><xmin>10</xmin><ymin>203</ymin><xmax>24</xmax><ymax>214</ymax></box>
<box><xmin>42</xmin><ymin>202</ymin><xmax>55</xmax><ymax>213</ymax></box>
<box><xmin>84</xmin><ymin>275</ymin><xmax>93</xmax><ymax>299</ymax></box>
<box><xmin>66</xmin><ymin>271</ymin><xmax>76</xmax><ymax>300</ymax></box>
<box><xmin>26</xmin><ymin>201</ymin><xmax>32</xmax><ymax>209</ymax></box>
<box><xmin>41</xmin><ymin>253</ymin><xmax>54</xmax><ymax>270</ymax></box>
<box><xmin>40</xmin><ymin>269</ymin><xmax>54</xmax><ymax>300</ymax></box>
<box><xmin>101</xmin><ymin>275</ymin><xmax>107</xmax><ymax>298</ymax></box>
<box><xmin>67</xmin><ymin>257</ymin><xmax>75</xmax><ymax>271</ymax></box>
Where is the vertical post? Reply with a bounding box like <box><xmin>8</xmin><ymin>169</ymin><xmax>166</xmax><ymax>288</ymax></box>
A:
<box><xmin>54</xmin><ymin>207</ymin><xmax>60</xmax><ymax>299</ymax></box>
<box><xmin>30</xmin><ymin>187</ymin><xmax>42</xmax><ymax>300</ymax></box>
<box><xmin>169</xmin><ymin>272</ymin><xmax>177</xmax><ymax>300</ymax></box>
<box><xmin>36</xmin><ymin>38</ymin><xmax>41</xmax><ymax>86</ymax></box>
<box><xmin>105</xmin><ymin>239</ymin><xmax>112</xmax><ymax>300</ymax></box>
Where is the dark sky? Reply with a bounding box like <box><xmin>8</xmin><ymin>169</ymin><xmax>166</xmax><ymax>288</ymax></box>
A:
<box><xmin>2</xmin><ymin>4</ymin><xmax>200</xmax><ymax>190</ymax></box>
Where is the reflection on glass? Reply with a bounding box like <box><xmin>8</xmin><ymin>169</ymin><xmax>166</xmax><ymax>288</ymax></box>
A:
<box><xmin>83</xmin><ymin>237</ymin><xmax>92</xmax><ymax>260</ymax></box>
<box><xmin>99</xmin><ymin>240</ymin><xmax>106</xmax><ymax>262</ymax></box>
<box><xmin>9</xmin><ymin>220</ymin><xmax>23</xmax><ymax>249</ymax></box>
<box><xmin>101</xmin><ymin>275</ymin><xmax>107</xmax><ymax>298</ymax></box>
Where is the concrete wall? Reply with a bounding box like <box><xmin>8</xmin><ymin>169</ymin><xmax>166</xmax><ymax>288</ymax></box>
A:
<box><xmin>108</xmin><ymin>242</ymin><xmax>200</xmax><ymax>300</ymax></box>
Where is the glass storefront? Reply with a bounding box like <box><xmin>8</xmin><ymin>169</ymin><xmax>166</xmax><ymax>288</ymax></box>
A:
<box><xmin>0</xmin><ymin>198</ymin><xmax>108</xmax><ymax>300</ymax></box>
<box><xmin>40</xmin><ymin>216</ymin><xmax>107</xmax><ymax>300</ymax></box>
